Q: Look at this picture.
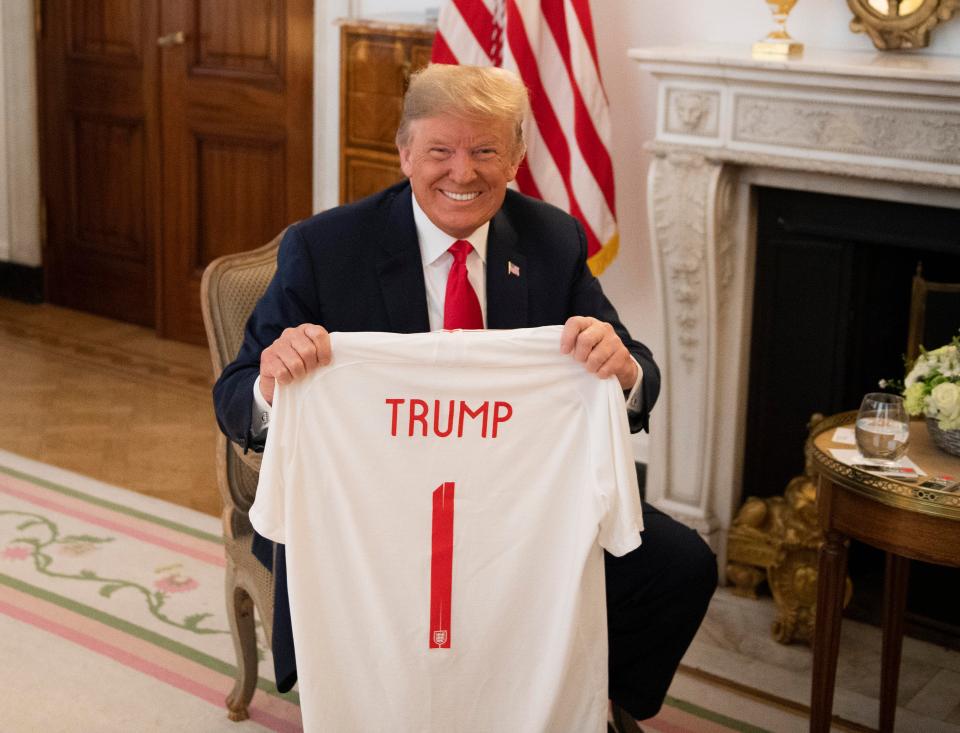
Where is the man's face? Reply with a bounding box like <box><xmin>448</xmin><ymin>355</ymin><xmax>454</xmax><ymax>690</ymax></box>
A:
<box><xmin>399</xmin><ymin>114</ymin><xmax>522</xmax><ymax>239</ymax></box>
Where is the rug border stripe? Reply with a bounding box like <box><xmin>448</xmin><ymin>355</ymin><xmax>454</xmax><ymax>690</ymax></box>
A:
<box><xmin>661</xmin><ymin>694</ymin><xmax>772</xmax><ymax>733</ymax></box>
<box><xmin>0</xmin><ymin>583</ymin><xmax>301</xmax><ymax>728</ymax></box>
<box><xmin>0</xmin><ymin>468</ymin><xmax>222</xmax><ymax>555</ymax></box>
<box><xmin>0</xmin><ymin>572</ymin><xmax>298</xmax><ymax>705</ymax></box>
<box><xmin>0</xmin><ymin>595</ymin><xmax>299</xmax><ymax>733</ymax></box>
<box><xmin>0</xmin><ymin>463</ymin><xmax>221</xmax><ymax>543</ymax></box>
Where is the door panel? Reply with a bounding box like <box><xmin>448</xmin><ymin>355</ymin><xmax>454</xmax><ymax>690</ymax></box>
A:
<box><xmin>158</xmin><ymin>0</ymin><xmax>312</xmax><ymax>343</ymax></box>
<box><xmin>40</xmin><ymin>0</ymin><xmax>159</xmax><ymax>326</ymax></box>
<box><xmin>73</xmin><ymin>117</ymin><xmax>147</xmax><ymax>260</ymax></box>
<box><xmin>196</xmin><ymin>134</ymin><xmax>286</xmax><ymax>266</ymax></box>
<box><xmin>196</xmin><ymin>0</ymin><xmax>282</xmax><ymax>79</ymax></box>
<box><xmin>69</xmin><ymin>0</ymin><xmax>141</xmax><ymax>59</ymax></box>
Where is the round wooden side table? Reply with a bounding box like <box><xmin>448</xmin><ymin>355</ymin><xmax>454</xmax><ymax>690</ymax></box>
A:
<box><xmin>806</xmin><ymin>412</ymin><xmax>960</xmax><ymax>733</ymax></box>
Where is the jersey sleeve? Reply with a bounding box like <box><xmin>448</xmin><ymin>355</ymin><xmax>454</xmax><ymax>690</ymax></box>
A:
<box><xmin>593</xmin><ymin>378</ymin><xmax>644</xmax><ymax>557</ymax></box>
<box><xmin>249</xmin><ymin>381</ymin><xmax>299</xmax><ymax>544</ymax></box>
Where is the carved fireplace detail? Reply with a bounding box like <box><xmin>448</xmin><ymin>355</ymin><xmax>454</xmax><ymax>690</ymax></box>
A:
<box><xmin>630</xmin><ymin>46</ymin><xmax>960</xmax><ymax>571</ymax></box>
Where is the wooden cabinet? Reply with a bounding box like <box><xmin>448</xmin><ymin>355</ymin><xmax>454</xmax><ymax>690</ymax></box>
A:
<box><xmin>338</xmin><ymin>18</ymin><xmax>434</xmax><ymax>204</ymax></box>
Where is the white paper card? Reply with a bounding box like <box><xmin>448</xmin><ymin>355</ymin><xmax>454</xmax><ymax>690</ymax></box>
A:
<box><xmin>829</xmin><ymin>448</ymin><xmax>924</xmax><ymax>476</ymax></box>
<box><xmin>832</xmin><ymin>427</ymin><xmax>856</xmax><ymax>446</ymax></box>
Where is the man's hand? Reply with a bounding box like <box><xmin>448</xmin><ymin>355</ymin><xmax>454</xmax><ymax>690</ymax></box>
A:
<box><xmin>560</xmin><ymin>316</ymin><xmax>638</xmax><ymax>391</ymax></box>
<box><xmin>259</xmin><ymin>324</ymin><xmax>331</xmax><ymax>405</ymax></box>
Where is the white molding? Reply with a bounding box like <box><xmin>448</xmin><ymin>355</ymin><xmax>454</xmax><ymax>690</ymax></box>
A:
<box><xmin>0</xmin><ymin>1</ymin><xmax>40</xmax><ymax>267</ymax></box>
<box><xmin>314</xmin><ymin>1</ymin><xmax>354</xmax><ymax>214</ymax></box>
<box><xmin>0</xmin><ymin>5</ymin><xmax>9</xmax><ymax>263</ymax></box>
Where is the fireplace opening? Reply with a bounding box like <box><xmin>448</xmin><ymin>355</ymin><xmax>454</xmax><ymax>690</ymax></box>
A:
<box><xmin>743</xmin><ymin>186</ymin><xmax>960</xmax><ymax>647</ymax></box>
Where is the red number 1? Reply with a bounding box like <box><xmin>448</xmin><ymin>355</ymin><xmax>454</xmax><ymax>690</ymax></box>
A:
<box><xmin>430</xmin><ymin>482</ymin><xmax>455</xmax><ymax>649</ymax></box>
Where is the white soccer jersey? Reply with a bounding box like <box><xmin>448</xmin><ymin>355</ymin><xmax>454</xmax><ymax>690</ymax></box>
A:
<box><xmin>251</xmin><ymin>326</ymin><xmax>643</xmax><ymax>733</ymax></box>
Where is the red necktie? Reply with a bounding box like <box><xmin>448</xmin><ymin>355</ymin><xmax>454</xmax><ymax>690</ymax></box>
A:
<box><xmin>443</xmin><ymin>240</ymin><xmax>483</xmax><ymax>330</ymax></box>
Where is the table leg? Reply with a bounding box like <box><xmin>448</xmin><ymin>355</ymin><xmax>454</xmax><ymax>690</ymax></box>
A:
<box><xmin>879</xmin><ymin>552</ymin><xmax>909</xmax><ymax>733</ymax></box>
<box><xmin>810</xmin><ymin>529</ymin><xmax>848</xmax><ymax>733</ymax></box>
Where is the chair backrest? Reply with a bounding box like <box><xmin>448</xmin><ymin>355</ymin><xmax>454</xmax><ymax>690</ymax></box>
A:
<box><xmin>201</xmin><ymin>228</ymin><xmax>286</xmax><ymax>380</ymax></box>
<box><xmin>201</xmin><ymin>229</ymin><xmax>286</xmax><ymax>484</ymax></box>
<box><xmin>907</xmin><ymin>263</ymin><xmax>960</xmax><ymax>362</ymax></box>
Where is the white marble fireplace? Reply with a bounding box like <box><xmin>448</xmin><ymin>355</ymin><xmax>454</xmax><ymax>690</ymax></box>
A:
<box><xmin>629</xmin><ymin>45</ymin><xmax>960</xmax><ymax>567</ymax></box>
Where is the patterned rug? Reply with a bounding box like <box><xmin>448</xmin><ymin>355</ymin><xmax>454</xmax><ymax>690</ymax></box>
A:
<box><xmin>0</xmin><ymin>449</ymin><xmax>780</xmax><ymax>732</ymax></box>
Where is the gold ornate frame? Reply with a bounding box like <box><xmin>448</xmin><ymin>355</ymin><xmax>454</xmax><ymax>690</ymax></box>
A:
<box><xmin>848</xmin><ymin>0</ymin><xmax>960</xmax><ymax>49</ymax></box>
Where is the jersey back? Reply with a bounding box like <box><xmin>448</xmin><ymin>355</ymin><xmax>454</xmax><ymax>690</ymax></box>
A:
<box><xmin>251</xmin><ymin>326</ymin><xmax>643</xmax><ymax>732</ymax></box>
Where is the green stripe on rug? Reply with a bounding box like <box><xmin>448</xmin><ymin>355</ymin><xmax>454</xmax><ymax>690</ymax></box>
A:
<box><xmin>0</xmin><ymin>572</ymin><xmax>298</xmax><ymax>705</ymax></box>
<box><xmin>664</xmin><ymin>694</ymin><xmax>771</xmax><ymax>733</ymax></box>
<box><xmin>0</xmin><ymin>464</ymin><xmax>222</xmax><ymax>544</ymax></box>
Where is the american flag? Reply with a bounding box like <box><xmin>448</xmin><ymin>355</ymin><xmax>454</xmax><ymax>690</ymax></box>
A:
<box><xmin>432</xmin><ymin>0</ymin><xmax>619</xmax><ymax>275</ymax></box>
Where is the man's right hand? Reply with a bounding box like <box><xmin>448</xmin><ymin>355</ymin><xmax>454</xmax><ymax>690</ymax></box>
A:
<box><xmin>259</xmin><ymin>324</ymin><xmax>331</xmax><ymax>405</ymax></box>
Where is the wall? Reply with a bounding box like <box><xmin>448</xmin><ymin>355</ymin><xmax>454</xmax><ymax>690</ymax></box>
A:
<box><xmin>0</xmin><ymin>0</ymin><xmax>40</xmax><ymax>267</ymax></box>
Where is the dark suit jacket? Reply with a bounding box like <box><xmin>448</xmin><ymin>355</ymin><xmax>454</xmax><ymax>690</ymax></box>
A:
<box><xmin>212</xmin><ymin>180</ymin><xmax>660</xmax><ymax>691</ymax></box>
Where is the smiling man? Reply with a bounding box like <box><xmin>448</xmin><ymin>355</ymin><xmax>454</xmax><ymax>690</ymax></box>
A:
<box><xmin>213</xmin><ymin>64</ymin><xmax>716</xmax><ymax>731</ymax></box>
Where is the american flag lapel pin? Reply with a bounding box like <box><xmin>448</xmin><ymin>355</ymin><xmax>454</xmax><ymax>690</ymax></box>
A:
<box><xmin>507</xmin><ymin>261</ymin><xmax>520</xmax><ymax>277</ymax></box>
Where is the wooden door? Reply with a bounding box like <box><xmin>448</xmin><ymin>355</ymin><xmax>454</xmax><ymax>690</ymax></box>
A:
<box><xmin>39</xmin><ymin>1</ymin><xmax>313</xmax><ymax>343</ymax></box>
<box><xmin>39</xmin><ymin>2</ymin><xmax>161</xmax><ymax>326</ymax></box>
<box><xmin>157</xmin><ymin>0</ymin><xmax>313</xmax><ymax>343</ymax></box>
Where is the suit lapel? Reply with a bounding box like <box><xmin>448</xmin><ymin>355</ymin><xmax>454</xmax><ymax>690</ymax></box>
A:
<box><xmin>375</xmin><ymin>186</ymin><xmax>431</xmax><ymax>333</ymax></box>
<box><xmin>485</xmin><ymin>208</ymin><xmax>528</xmax><ymax>329</ymax></box>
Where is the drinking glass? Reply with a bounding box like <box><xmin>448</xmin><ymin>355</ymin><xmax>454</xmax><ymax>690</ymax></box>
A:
<box><xmin>855</xmin><ymin>392</ymin><xmax>910</xmax><ymax>463</ymax></box>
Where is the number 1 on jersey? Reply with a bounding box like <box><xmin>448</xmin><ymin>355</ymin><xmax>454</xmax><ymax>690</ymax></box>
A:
<box><xmin>430</xmin><ymin>482</ymin><xmax>455</xmax><ymax>649</ymax></box>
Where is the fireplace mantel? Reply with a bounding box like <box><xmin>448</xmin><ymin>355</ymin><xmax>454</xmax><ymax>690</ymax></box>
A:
<box><xmin>630</xmin><ymin>44</ymin><xmax>960</xmax><ymax>565</ymax></box>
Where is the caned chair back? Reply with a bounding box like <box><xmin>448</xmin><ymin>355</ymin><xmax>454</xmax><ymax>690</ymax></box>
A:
<box><xmin>202</xmin><ymin>232</ymin><xmax>283</xmax><ymax>378</ymax></box>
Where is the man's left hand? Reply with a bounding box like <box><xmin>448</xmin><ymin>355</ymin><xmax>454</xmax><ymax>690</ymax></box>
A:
<box><xmin>560</xmin><ymin>316</ymin><xmax>638</xmax><ymax>390</ymax></box>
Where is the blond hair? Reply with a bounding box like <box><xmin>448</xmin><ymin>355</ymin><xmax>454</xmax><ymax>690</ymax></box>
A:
<box><xmin>396</xmin><ymin>64</ymin><xmax>529</xmax><ymax>161</ymax></box>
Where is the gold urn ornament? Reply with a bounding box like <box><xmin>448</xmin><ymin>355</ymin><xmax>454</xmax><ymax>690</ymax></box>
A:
<box><xmin>753</xmin><ymin>0</ymin><xmax>804</xmax><ymax>58</ymax></box>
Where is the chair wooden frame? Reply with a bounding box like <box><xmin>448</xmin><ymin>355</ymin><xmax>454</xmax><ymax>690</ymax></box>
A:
<box><xmin>907</xmin><ymin>263</ymin><xmax>960</xmax><ymax>362</ymax></box>
<box><xmin>200</xmin><ymin>229</ymin><xmax>285</xmax><ymax>721</ymax></box>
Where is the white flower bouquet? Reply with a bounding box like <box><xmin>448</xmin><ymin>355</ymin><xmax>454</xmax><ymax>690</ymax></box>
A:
<box><xmin>901</xmin><ymin>339</ymin><xmax>960</xmax><ymax>431</ymax></box>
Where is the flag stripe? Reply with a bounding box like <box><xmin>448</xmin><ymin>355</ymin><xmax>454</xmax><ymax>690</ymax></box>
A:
<box><xmin>569</xmin><ymin>0</ymin><xmax>601</xmax><ymax>82</ymax></box>
<box><xmin>452</xmin><ymin>0</ymin><xmax>496</xmax><ymax>58</ymax></box>
<box><xmin>520</xmin><ymin>117</ymin><xmax>570</xmax><ymax>212</ymax></box>
<box><xmin>514</xmin><ymin>159</ymin><xmax>542</xmax><ymax>201</ymax></box>
<box><xmin>431</xmin><ymin>31</ymin><xmax>458</xmax><ymax>64</ymax></box>
<box><xmin>437</xmin><ymin>2</ymin><xmax>492</xmax><ymax>65</ymax></box>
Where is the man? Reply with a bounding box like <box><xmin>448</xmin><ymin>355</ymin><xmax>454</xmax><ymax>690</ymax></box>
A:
<box><xmin>213</xmin><ymin>64</ymin><xmax>716</xmax><ymax>729</ymax></box>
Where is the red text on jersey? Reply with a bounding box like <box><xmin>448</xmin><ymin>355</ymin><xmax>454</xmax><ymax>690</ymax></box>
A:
<box><xmin>385</xmin><ymin>398</ymin><xmax>513</xmax><ymax>439</ymax></box>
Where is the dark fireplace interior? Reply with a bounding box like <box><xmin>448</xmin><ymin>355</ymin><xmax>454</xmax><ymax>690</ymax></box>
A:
<box><xmin>743</xmin><ymin>186</ymin><xmax>960</xmax><ymax>647</ymax></box>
